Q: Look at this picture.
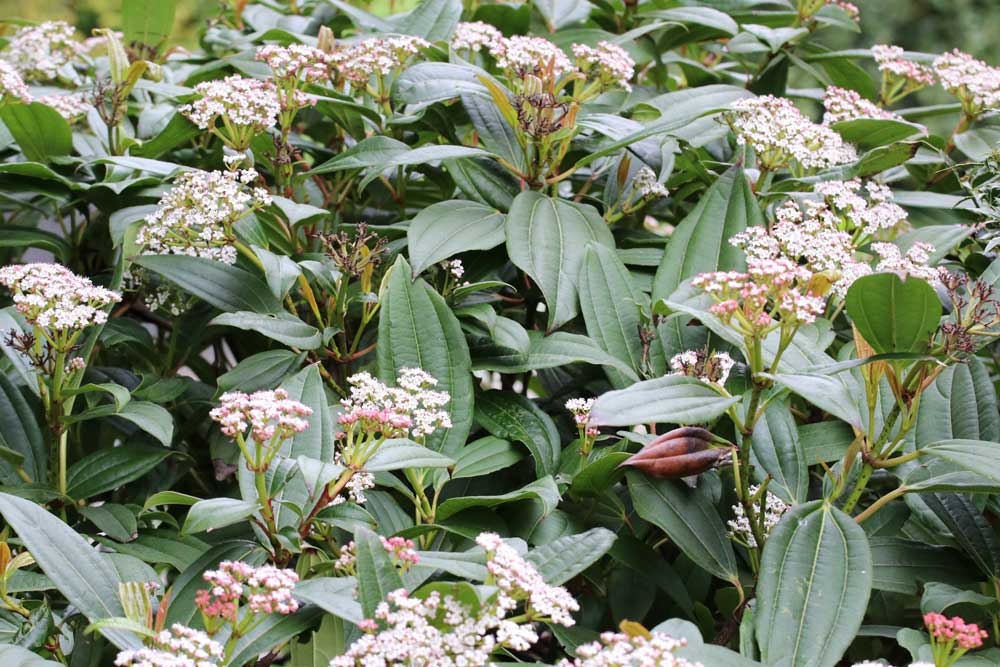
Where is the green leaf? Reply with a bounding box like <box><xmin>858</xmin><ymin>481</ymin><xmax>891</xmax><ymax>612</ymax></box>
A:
<box><xmin>132</xmin><ymin>255</ymin><xmax>284</xmax><ymax>314</ymax></box>
<box><xmin>437</xmin><ymin>476</ymin><xmax>560</xmax><ymax>520</ymax></box>
<box><xmin>627</xmin><ymin>471</ymin><xmax>738</xmax><ymax>583</ymax></box>
<box><xmin>227</xmin><ymin>606</ymin><xmax>324</xmax><ymax>667</ymax></box>
<box><xmin>217</xmin><ymin>350</ymin><xmax>305</xmax><ymax>393</ymax></box>
<box><xmin>590</xmin><ymin>376</ymin><xmax>740</xmax><ymax>427</ymax></box>
<box><xmin>474</xmin><ymin>390</ymin><xmax>560</xmax><ymax>476</ymax></box>
<box><xmin>870</xmin><ymin>538</ymin><xmax>976</xmax><ymax>595</ymax></box>
<box><xmin>0</xmin><ymin>373</ymin><xmax>46</xmax><ymax>484</ymax></box>
<box><xmin>378</xmin><ymin>256</ymin><xmax>473</xmax><ymax>458</ymax></box>
<box><xmin>506</xmin><ymin>191</ymin><xmax>615</xmax><ymax>331</ymax></box>
<box><xmin>451</xmin><ymin>436</ymin><xmax>523</xmax><ymax>479</ymax></box>
<box><xmin>363</xmin><ymin>439</ymin><xmax>455</xmax><ymax>472</ymax></box>
<box><xmin>760</xmin><ymin>372</ymin><xmax>863</xmax><ymax>428</ymax></box>
<box><xmin>0</xmin><ymin>226</ymin><xmax>70</xmax><ymax>261</ymax></box>
<box><xmin>846</xmin><ymin>273</ymin><xmax>942</xmax><ymax>354</ymax></box>
<box><xmin>914</xmin><ymin>359</ymin><xmax>999</xmax><ymax>446</ymax></box>
<box><xmin>0</xmin><ymin>103</ymin><xmax>72</xmax><ymax>163</ymax></box>
<box><xmin>394</xmin><ymin>62</ymin><xmax>492</xmax><ymax>107</ymax></box>
<box><xmin>525</xmin><ymin>528</ymin><xmax>617</xmax><ymax>585</ymax></box>
<box><xmin>578</xmin><ymin>243</ymin><xmax>648</xmax><ymax>387</ymax></box>
<box><xmin>79</xmin><ymin>504</ymin><xmax>138</xmax><ymax>543</ymax></box>
<box><xmin>0</xmin><ymin>644</ymin><xmax>64</xmax><ymax>666</ymax></box>
<box><xmin>122</xmin><ymin>0</ymin><xmax>177</xmax><ymax>46</ymax></box>
<box><xmin>831</xmin><ymin>117</ymin><xmax>926</xmax><ymax>149</ymax></box>
<box><xmin>354</xmin><ymin>527</ymin><xmax>405</xmax><ymax>617</ymax></box>
<box><xmin>748</xmin><ymin>399</ymin><xmax>808</xmax><ymax>504</ymax></box>
<box><xmin>182</xmin><ymin>498</ymin><xmax>258</xmax><ymax>535</ymax></box>
<box><xmin>643</xmin><ymin>7</ymin><xmax>739</xmax><ymax>46</ymax></box>
<box><xmin>66</xmin><ymin>446</ymin><xmax>173</xmax><ymax>499</ymax></box>
<box><xmin>921</xmin><ymin>440</ymin><xmax>1000</xmax><ymax>487</ymax></box>
<box><xmin>293</xmin><ymin>577</ymin><xmax>363</xmax><ymax>623</ymax></box>
<box><xmin>461</xmin><ymin>92</ymin><xmax>525</xmax><ymax>172</ymax></box>
<box><xmin>652</xmin><ymin>164</ymin><xmax>760</xmax><ymax>302</ymax></box>
<box><xmin>252</xmin><ymin>244</ymin><xmax>302</xmax><ymax>299</ymax></box>
<box><xmin>472</xmin><ymin>330</ymin><xmax>639</xmax><ymax>380</ymax></box>
<box><xmin>407</xmin><ymin>201</ymin><xmax>506</xmax><ymax>276</ymax></box>
<box><xmin>0</xmin><ymin>493</ymin><xmax>137</xmax><ymax>649</ymax></box>
<box><xmin>116</xmin><ymin>401</ymin><xmax>174</xmax><ymax>446</ymax></box>
<box><xmin>142</xmin><ymin>491</ymin><xmax>200</xmax><ymax>512</ymax></box>
<box><xmin>210</xmin><ymin>311</ymin><xmax>322</xmax><ymax>349</ymax></box>
<box><xmin>391</xmin><ymin>0</ymin><xmax>461</xmax><ymax>40</ymax></box>
<box><xmin>756</xmin><ymin>500</ymin><xmax>873</xmax><ymax>667</ymax></box>
<box><xmin>62</xmin><ymin>383</ymin><xmax>131</xmax><ymax>411</ymax></box>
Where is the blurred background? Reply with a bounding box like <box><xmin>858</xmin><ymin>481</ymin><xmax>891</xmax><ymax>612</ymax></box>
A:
<box><xmin>1</xmin><ymin>0</ymin><xmax>999</xmax><ymax>62</ymax></box>
<box><xmin>0</xmin><ymin>0</ymin><xmax>998</xmax><ymax>65</ymax></box>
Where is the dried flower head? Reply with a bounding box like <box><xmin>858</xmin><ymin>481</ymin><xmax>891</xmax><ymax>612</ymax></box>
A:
<box><xmin>572</xmin><ymin>41</ymin><xmax>635</xmax><ymax>91</ymax></box>
<box><xmin>0</xmin><ymin>263</ymin><xmax>120</xmax><ymax>333</ymax></box>
<box><xmin>476</xmin><ymin>532</ymin><xmax>579</xmax><ymax>625</ymax></box>
<box><xmin>727</xmin><ymin>95</ymin><xmax>857</xmax><ymax>173</ymax></box>
<box><xmin>559</xmin><ymin>631</ymin><xmax>701</xmax><ymax>667</ymax></box>
<box><xmin>450</xmin><ymin>21</ymin><xmax>503</xmax><ymax>54</ymax></box>
<box><xmin>669</xmin><ymin>349</ymin><xmax>735</xmax><ymax>386</ymax></box>
<box><xmin>0</xmin><ymin>61</ymin><xmax>31</xmax><ymax>102</ymax></box>
<box><xmin>822</xmin><ymin>86</ymin><xmax>898</xmax><ymax>125</ymax></box>
<box><xmin>2</xmin><ymin>20</ymin><xmax>78</xmax><ymax>81</ymax></box>
<box><xmin>934</xmin><ymin>49</ymin><xmax>1000</xmax><ymax>116</ymax></box>
<box><xmin>137</xmin><ymin>169</ymin><xmax>271</xmax><ymax>265</ymax></box>
<box><xmin>316</xmin><ymin>223</ymin><xmax>387</xmax><ymax>277</ymax></box>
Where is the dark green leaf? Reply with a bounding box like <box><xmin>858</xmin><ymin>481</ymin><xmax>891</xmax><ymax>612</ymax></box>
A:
<box><xmin>0</xmin><ymin>103</ymin><xmax>72</xmax><ymax>163</ymax></box>
<box><xmin>474</xmin><ymin>391</ymin><xmax>560</xmax><ymax>476</ymax></box>
<box><xmin>407</xmin><ymin>200</ymin><xmax>506</xmax><ymax>276</ymax></box>
<box><xmin>210</xmin><ymin>311</ymin><xmax>322</xmax><ymax>349</ymax></box>
<box><xmin>590</xmin><ymin>376</ymin><xmax>740</xmax><ymax>427</ymax></box>
<box><xmin>846</xmin><ymin>273</ymin><xmax>942</xmax><ymax>354</ymax></box>
<box><xmin>182</xmin><ymin>498</ymin><xmax>258</xmax><ymax>535</ymax></box>
<box><xmin>66</xmin><ymin>446</ymin><xmax>173</xmax><ymax>499</ymax></box>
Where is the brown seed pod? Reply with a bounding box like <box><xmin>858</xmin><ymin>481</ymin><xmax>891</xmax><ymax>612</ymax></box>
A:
<box><xmin>624</xmin><ymin>437</ymin><xmax>710</xmax><ymax>465</ymax></box>
<box><xmin>647</xmin><ymin>426</ymin><xmax>717</xmax><ymax>447</ymax></box>
<box><xmin>621</xmin><ymin>447</ymin><xmax>727</xmax><ymax>479</ymax></box>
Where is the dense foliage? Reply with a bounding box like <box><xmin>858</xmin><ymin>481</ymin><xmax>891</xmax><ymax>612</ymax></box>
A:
<box><xmin>1</xmin><ymin>1</ymin><xmax>1000</xmax><ymax>666</ymax></box>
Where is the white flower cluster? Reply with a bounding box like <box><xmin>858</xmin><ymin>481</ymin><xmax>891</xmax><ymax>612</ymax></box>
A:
<box><xmin>331</xmin><ymin>587</ymin><xmax>540</xmax><ymax>667</ymax></box>
<box><xmin>871</xmin><ymin>241</ymin><xmax>941</xmax><ymax>284</ymax></box>
<box><xmin>115</xmin><ymin>624</ymin><xmax>223</xmax><ymax>667</ymax></box>
<box><xmin>36</xmin><ymin>92</ymin><xmax>91</xmax><ymax>121</ymax></box>
<box><xmin>934</xmin><ymin>49</ymin><xmax>1000</xmax><ymax>115</ymax></box>
<box><xmin>0</xmin><ymin>60</ymin><xmax>30</xmax><ymax>102</ymax></box>
<box><xmin>333</xmin><ymin>36</ymin><xmax>430</xmax><ymax>85</ymax></box>
<box><xmin>728</xmin><ymin>485</ymin><xmax>788</xmax><ymax>548</ymax></box>
<box><xmin>476</xmin><ymin>532</ymin><xmax>579</xmax><ymax>626</ymax></box>
<box><xmin>137</xmin><ymin>169</ymin><xmax>270</xmax><ymax>265</ymax></box>
<box><xmin>180</xmin><ymin>75</ymin><xmax>281</xmax><ymax>132</ymax></box>
<box><xmin>822</xmin><ymin>86</ymin><xmax>898</xmax><ymax>125</ymax></box>
<box><xmin>572</xmin><ymin>41</ymin><xmax>636</xmax><ymax>91</ymax></box>
<box><xmin>256</xmin><ymin>43</ymin><xmax>332</xmax><ymax>83</ymax></box>
<box><xmin>450</xmin><ymin>21</ymin><xmax>503</xmax><ymax>54</ymax></box>
<box><xmin>209</xmin><ymin>388</ymin><xmax>313</xmax><ymax>444</ymax></box>
<box><xmin>338</xmin><ymin>368</ymin><xmax>451</xmax><ymax>439</ymax></box>
<box><xmin>669</xmin><ymin>350</ymin><xmax>735</xmax><ymax>386</ymax></box>
<box><xmin>733</xmin><ymin>179</ymin><xmax>912</xmax><ymax>296</ymax></box>
<box><xmin>559</xmin><ymin>631</ymin><xmax>701</xmax><ymax>667</ymax></box>
<box><xmin>727</xmin><ymin>95</ymin><xmax>857</xmax><ymax>172</ymax></box>
<box><xmin>872</xmin><ymin>45</ymin><xmax>935</xmax><ymax>87</ymax></box>
<box><xmin>0</xmin><ymin>263</ymin><xmax>120</xmax><ymax>332</ymax></box>
<box><xmin>633</xmin><ymin>166</ymin><xmax>669</xmax><ymax>199</ymax></box>
<box><xmin>490</xmin><ymin>35</ymin><xmax>575</xmax><ymax>77</ymax></box>
<box><xmin>1</xmin><ymin>20</ymin><xmax>78</xmax><ymax>81</ymax></box>
<box><xmin>442</xmin><ymin>259</ymin><xmax>465</xmax><ymax>279</ymax></box>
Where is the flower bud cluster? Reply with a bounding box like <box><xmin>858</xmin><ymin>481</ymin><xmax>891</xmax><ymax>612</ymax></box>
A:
<box><xmin>256</xmin><ymin>44</ymin><xmax>332</xmax><ymax>83</ymax></box>
<box><xmin>2</xmin><ymin>21</ymin><xmax>78</xmax><ymax>81</ymax></box>
<box><xmin>558</xmin><ymin>631</ymin><xmax>701</xmax><ymax>667</ymax></box>
<box><xmin>36</xmin><ymin>92</ymin><xmax>91</xmax><ymax>121</ymax></box>
<box><xmin>450</xmin><ymin>21</ymin><xmax>504</xmax><ymax>54</ymax></box>
<box><xmin>822</xmin><ymin>86</ymin><xmax>898</xmax><ymax>125</ymax></box>
<box><xmin>137</xmin><ymin>168</ymin><xmax>270</xmax><ymax>265</ymax></box>
<box><xmin>565</xmin><ymin>397</ymin><xmax>599</xmax><ymax>439</ymax></box>
<box><xmin>726</xmin><ymin>95</ymin><xmax>857</xmax><ymax>172</ymax></box>
<box><xmin>572</xmin><ymin>41</ymin><xmax>636</xmax><ymax>91</ymax></box>
<box><xmin>115</xmin><ymin>624</ymin><xmax>223</xmax><ymax>667</ymax></box>
<box><xmin>633</xmin><ymin>166</ymin><xmax>669</xmax><ymax>199</ymax></box>
<box><xmin>490</xmin><ymin>35</ymin><xmax>575</xmax><ymax>79</ymax></box>
<box><xmin>209</xmin><ymin>388</ymin><xmax>312</xmax><ymax>445</ymax></box>
<box><xmin>180</xmin><ymin>75</ymin><xmax>282</xmax><ymax>138</ymax></box>
<box><xmin>0</xmin><ymin>263</ymin><xmax>120</xmax><ymax>333</ymax></box>
<box><xmin>332</xmin><ymin>36</ymin><xmax>430</xmax><ymax>85</ymax></box>
<box><xmin>872</xmin><ymin>45</ymin><xmax>935</xmax><ymax>89</ymax></box>
<box><xmin>196</xmin><ymin>561</ymin><xmax>300</xmax><ymax>620</ymax></box>
<box><xmin>338</xmin><ymin>369</ymin><xmax>451</xmax><ymax>440</ymax></box>
<box><xmin>334</xmin><ymin>536</ymin><xmax>420</xmax><ymax>576</ymax></box>
<box><xmin>476</xmin><ymin>532</ymin><xmax>579</xmax><ymax>626</ymax></box>
<box><xmin>925</xmin><ymin>611</ymin><xmax>988</xmax><ymax>650</ymax></box>
<box><xmin>934</xmin><ymin>49</ymin><xmax>1000</xmax><ymax>116</ymax></box>
<box><xmin>0</xmin><ymin>61</ymin><xmax>30</xmax><ymax>102</ymax></box>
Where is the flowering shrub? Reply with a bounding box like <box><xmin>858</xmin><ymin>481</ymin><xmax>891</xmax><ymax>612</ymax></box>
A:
<box><xmin>1</xmin><ymin>1</ymin><xmax>1000</xmax><ymax>667</ymax></box>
